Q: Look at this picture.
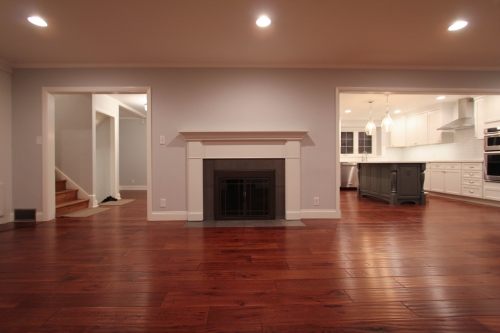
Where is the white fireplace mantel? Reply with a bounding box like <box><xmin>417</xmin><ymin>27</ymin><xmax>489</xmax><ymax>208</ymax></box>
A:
<box><xmin>179</xmin><ymin>130</ymin><xmax>308</xmax><ymax>221</ymax></box>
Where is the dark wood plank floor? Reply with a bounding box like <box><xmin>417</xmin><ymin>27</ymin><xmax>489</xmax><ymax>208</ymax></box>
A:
<box><xmin>1</xmin><ymin>190</ymin><xmax>500</xmax><ymax>332</ymax></box>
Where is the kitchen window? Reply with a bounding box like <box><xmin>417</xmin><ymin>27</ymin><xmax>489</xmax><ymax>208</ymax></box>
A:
<box><xmin>341</xmin><ymin>131</ymin><xmax>374</xmax><ymax>156</ymax></box>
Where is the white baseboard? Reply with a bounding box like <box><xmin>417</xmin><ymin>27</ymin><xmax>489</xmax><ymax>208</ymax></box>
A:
<box><xmin>149</xmin><ymin>211</ymin><xmax>188</xmax><ymax>221</ymax></box>
<box><xmin>300</xmin><ymin>209</ymin><xmax>341</xmax><ymax>219</ymax></box>
<box><xmin>427</xmin><ymin>191</ymin><xmax>500</xmax><ymax>208</ymax></box>
<box><xmin>89</xmin><ymin>195</ymin><xmax>98</xmax><ymax>208</ymax></box>
<box><xmin>120</xmin><ymin>185</ymin><xmax>147</xmax><ymax>191</ymax></box>
<box><xmin>188</xmin><ymin>212</ymin><xmax>203</xmax><ymax>221</ymax></box>
<box><xmin>286</xmin><ymin>211</ymin><xmax>302</xmax><ymax>220</ymax></box>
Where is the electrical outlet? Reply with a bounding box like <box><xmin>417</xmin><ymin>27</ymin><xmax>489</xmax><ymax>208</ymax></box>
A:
<box><xmin>160</xmin><ymin>135</ymin><xmax>166</xmax><ymax>145</ymax></box>
<box><xmin>160</xmin><ymin>198</ymin><xmax>166</xmax><ymax>208</ymax></box>
<box><xmin>314</xmin><ymin>197</ymin><xmax>320</xmax><ymax>206</ymax></box>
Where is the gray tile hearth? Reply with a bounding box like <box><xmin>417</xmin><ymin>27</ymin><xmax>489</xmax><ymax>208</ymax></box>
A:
<box><xmin>183</xmin><ymin>219</ymin><xmax>306</xmax><ymax>228</ymax></box>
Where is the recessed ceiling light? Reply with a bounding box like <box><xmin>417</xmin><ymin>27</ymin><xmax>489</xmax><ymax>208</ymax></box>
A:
<box><xmin>256</xmin><ymin>15</ymin><xmax>271</xmax><ymax>27</ymax></box>
<box><xmin>345</xmin><ymin>110</ymin><xmax>351</xmax><ymax>113</ymax></box>
<box><xmin>28</xmin><ymin>16</ymin><xmax>47</xmax><ymax>27</ymax></box>
<box><xmin>448</xmin><ymin>20</ymin><xmax>468</xmax><ymax>31</ymax></box>
<box><xmin>394</xmin><ymin>110</ymin><xmax>401</xmax><ymax>114</ymax></box>
<box><xmin>437</xmin><ymin>96</ymin><xmax>446</xmax><ymax>100</ymax></box>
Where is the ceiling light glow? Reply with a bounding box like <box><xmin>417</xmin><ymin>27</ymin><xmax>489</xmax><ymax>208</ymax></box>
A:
<box><xmin>28</xmin><ymin>16</ymin><xmax>47</xmax><ymax>27</ymax></box>
<box><xmin>345</xmin><ymin>110</ymin><xmax>351</xmax><ymax>113</ymax></box>
<box><xmin>256</xmin><ymin>16</ymin><xmax>271</xmax><ymax>27</ymax></box>
<box><xmin>437</xmin><ymin>96</ymin><xmax>446</xmax><ymax>100</ymax></box>
<box><xmin>394</xmin><ymin>110</ymin><xmax>401</xmax><ymax>114</ymax></box>
<box><xmin>448</xmin><ymin>20</ymin><xmax>467</xmax><ymax>31</ymax></box>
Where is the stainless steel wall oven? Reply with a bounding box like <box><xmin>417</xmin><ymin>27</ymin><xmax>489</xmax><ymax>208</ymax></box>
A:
<box><xmin>484</xmin><ymin>127</ymin><xmax>500</xmax><ymax>182</ymax></box>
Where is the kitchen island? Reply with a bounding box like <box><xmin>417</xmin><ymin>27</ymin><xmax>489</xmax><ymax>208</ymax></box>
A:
<box><xmin>357</xmin><ymin>162</ymin><xmax>426</xmax><ymax>205</ymax></box>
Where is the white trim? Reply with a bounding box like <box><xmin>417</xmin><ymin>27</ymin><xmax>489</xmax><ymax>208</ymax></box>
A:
<box><xmin>180</xmin><ymin>131</ymin><xmax>308</xmax><ymax>141</ymax></box>
<box><xmin>149</xmin><ymin>211</ymin><xmax>188</xmax><ymax>221</ymax></box>
<box><xmin>89</xmin><ymin>195</ymin><xmax>98</xmax><ymax>208</ymax></box>
<box><xmin>301</xmin><ymin>209</ymin><xmax>341</xmax><ymax>219</ymax></box>
<box><xmin>120</xmin><ymin>185</ymin><xmax>147</xmax><ymax>190</ymax></box>
<box><xmin>42</xmin><ymin>87</ymin><xmax>152</xmax><ymax>222</ymax></box>
<box><xmin>427</xmin><ymin>191</ymin><xmax>500</xmax><ymax>208</ymax></box>
<box><xmin>36</xmin><ymin>212</ymin><xmax>44</xmax><ymax>222</ymax></box>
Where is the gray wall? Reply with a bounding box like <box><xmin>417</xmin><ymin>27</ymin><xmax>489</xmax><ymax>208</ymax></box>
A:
<box><xmin>0</xmin><ymin>68</ymin><xmax>12</xmax><ymax>223</ymax></box>
<box><xmin>54</xmin><ymin>94</ymin><xmax>93</xmax><ymax>194</ymax></box>
<box><xmin>11</xmin><ymin>68</ymin><xmax>500</xmax><ymax>216</ymax></box>
<box><xmin>119</xmin><ymin>119</ymin><xmax>147</xmax><ymax>187</ymax></box>
<box><xmin>96</xmin><ymin>115</ymin><xmax>111</xmax><ymax>202</ymax></box>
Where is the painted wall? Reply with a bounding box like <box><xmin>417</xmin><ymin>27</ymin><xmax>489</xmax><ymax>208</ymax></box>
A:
<box><xmin>54</xmin><ymin>94</ymin><xmax>93</xmax><ymax>194</ymax></box>
<box><xmin>0</xmin><ymin>68</ymin><xmax>12</xmax><ymax>223</ymax></box>
<box><xmin>119</xmin><ymin>119</ymin><xmax>147</xmax><ymax>188</ymax></box>
<box><xmin>10</xmin><ymin>68</ymin><xmax>500</xmax><ymax>219</ymax></box>
<box><xmin>96</xmin><ymin>115</ymin><xmax>111</xmax><ymax>202</ymax></box>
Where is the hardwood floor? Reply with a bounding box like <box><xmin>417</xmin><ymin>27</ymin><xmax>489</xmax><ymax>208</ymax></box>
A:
<box><xmin>1</xmin><ymin>190</ymin><xmax>500</xmax><ymax>332</ymax></box>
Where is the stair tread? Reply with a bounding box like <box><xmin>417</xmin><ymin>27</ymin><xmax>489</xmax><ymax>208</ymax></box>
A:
<box><xmin>56</xmin><ymin>199</ymin><xmax>89</xmax><ymax>209</ymax></box>
<box><xmin>56</xmin><ymin>189</ymin><xmax>78</xmax><ymax>194</ymax></box>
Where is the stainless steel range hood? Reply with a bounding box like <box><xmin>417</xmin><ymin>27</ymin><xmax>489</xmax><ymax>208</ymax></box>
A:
<box><xmin>437</xmin><ymin>98</ymin><xmax>474</xmax><ymax>131</ymax></box>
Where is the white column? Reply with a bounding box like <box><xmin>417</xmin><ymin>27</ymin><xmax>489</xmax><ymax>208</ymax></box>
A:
<box><xmin>187</xmin><ymin>141</ymin><xmax>203</xmax><ymax>221</ymax></box>
<box><xmin>285</xmin><ymin>140</ymin><xmax>301</xmax><ymax>220</ymax></box>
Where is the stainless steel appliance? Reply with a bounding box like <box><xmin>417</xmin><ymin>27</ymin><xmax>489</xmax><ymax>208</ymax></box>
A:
<box><xmin>484</xmin><ymin>127</ymin><xmax>500</xmax><ymax>182</ymax></box>
<box><xmin>340</xmin><ymin>162</ymin><xmax>359</xmax><ymax>188</ymax></box>
<box><xmin>484</xmin><ymin>127</ymin><xmax>500</xmax><ymax>151</ymax></box>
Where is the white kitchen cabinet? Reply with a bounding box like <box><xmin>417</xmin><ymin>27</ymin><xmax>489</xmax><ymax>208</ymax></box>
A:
<box><xmin>427</xmin><ymin>109</ymin><xmax>453</xmax><ymax>144</ymax></box>
<box><xmin>406</xmin><ymin>113</ymin><xmax>428</xmax><ymax>146</ymax></box>
<box><xmin>429</xmin><ymin>163</ymin><xmax>461</xmax><ymax>195</ymax></box>
<box><xmin>390</xmin><ymin>118</ymin><xmax>406</xmax><ymax>147</ymax></box>
<box><xmin>474</xmin><ymin>97</ymin><xmax>485</xmax><ymax>139</ymax></box>
<box><xmin>484</xmin><ymin>181</ymin><xmax>500</xmax><ymax>201</ymax></box>
<box><xmin>484</xmin><ymin>95</ymin><xmax>500</xmax><ymax>123</ymax></box>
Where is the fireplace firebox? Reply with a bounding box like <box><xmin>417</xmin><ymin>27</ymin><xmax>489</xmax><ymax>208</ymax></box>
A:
<box><xmin>214</xmin><ymin>170</ymin><xmax>276</xmax><ymax>220</ymax></box>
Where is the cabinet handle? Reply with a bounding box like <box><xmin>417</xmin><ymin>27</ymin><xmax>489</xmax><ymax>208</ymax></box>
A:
<box><xmin>469</xmin><ymin>173</ymin><xmax>474</xmax><ymax>176</ymax></box>
<box><xmin>451</xmin><ymin>165</ymin><xmax>455</xmax><ymax>168</ymax></box>
<box><xmin>469</xmin><ymin>190</ymin><xmax>474</xmax><ymax>193</ymax></box>
<box><xmin>469</xmin><ymin>180</ymin><xmax>474</xmax><ymax>183</ymax></box>
<box><xmin>469</xmin><ymin>166</ymin><xmax>474</xmax><ymax>168</ymax></box>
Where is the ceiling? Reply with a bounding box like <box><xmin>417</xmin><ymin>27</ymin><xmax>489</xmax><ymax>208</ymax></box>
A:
<box><xmin>339</xmin><ymin>93</ymin><xmax>479</xmax><ymax>121</ymax></box>
<box><xmin>1</xmin><ymin>0</ymin><xmax>499</xmax><ymax>70</ymax></box>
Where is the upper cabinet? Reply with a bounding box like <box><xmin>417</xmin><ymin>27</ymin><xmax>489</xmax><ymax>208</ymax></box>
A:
<box><xmin>474</xmin><ymin>97</ymin><xmax>484</xmax><ymax>139</ymax></box>
<box><xmin>483</xmin><ymin>95</ymin><xmax>500</xmax><ymax>124</ymax></box>
<box><xmin>390</xmin><ymin>104</ymin><xmax>453</xmax><ymax>147</ymax></box>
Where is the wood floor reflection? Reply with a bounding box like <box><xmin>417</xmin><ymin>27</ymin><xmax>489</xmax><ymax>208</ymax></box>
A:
<box><xmin>0</xmin><ymin>190</ymin><xmax>500</xmax><ymax>332</ymax></box>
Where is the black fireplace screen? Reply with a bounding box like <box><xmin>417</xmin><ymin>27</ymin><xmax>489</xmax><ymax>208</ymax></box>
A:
<box><xmin>214</xmin><ymin>170</ymin><xmax>276</xmax><ymax>220</ymax></box>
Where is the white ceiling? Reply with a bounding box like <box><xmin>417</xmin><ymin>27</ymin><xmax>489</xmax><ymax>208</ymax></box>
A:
<box><xmin>339</xmin><ymin>93</ymin><xmax>479</xmax><ymax>121</ymax></box>
<box><xmin>0</xmin><ymin>0</ymin><xmax>499</xmax><ymax>70</ymax></box>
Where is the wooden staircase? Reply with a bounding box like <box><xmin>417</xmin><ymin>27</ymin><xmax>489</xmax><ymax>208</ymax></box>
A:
<box><xmin>55</xmin><ymin>180</ymin><xmax>90</xmax><ymax>217</ymax></box>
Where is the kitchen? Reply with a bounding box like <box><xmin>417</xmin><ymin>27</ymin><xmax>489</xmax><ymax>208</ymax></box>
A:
<box><xmin>339</xmin><ymin>92</ymin><xmax>500</xmax><ymax>205</ymax></box>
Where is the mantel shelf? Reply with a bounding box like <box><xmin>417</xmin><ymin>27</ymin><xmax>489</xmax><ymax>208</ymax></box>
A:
<box><xmin>179</xmin><ymin>131</ymin><xmax>308</xmax><ymax>141</ymax></box>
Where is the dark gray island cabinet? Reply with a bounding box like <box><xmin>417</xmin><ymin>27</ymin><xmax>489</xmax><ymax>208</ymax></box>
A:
<box><xmin>357</xmin><ymin>162</ymin><xmax>426</xmax><ymax>205</ymax></box>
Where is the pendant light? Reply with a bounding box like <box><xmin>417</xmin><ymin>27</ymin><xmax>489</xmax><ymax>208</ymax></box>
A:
<box><xmin>365</xmin><ymin>101</ymin><xmax>376</xmax><ymax>136</ymax></box>
<box><xmin>381</xmin><ymin>94</ymin><xmax>394</xmax><ymax>132</ymax></box>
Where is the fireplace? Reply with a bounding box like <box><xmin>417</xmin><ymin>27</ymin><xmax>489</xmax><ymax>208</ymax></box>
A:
<box><xmin>179</xmin><ymin>131</ymin><xmax>308</xmax><ymax>221</ymax></box>
<box><xmin>214</xmin><ymin>170</ymin><xmax>276</xmax><ymax>220</ymax></box>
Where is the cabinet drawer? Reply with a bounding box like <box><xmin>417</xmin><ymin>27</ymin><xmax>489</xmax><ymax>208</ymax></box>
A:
<box><xmin>462</xmin><ymin>185</ymin><xmax>482</xmax><ymax>198</ymax></box>
<box><xmin>462</xmin><ymin>170</ymin><xmax>482</xmax><ymax>179</ymax></box>
<box><xmin>431</xmin><ymin>163</ymin><xmax>446</xmax><ymax>169</ymax></box>
<box><xmin>484</xmin><ymin>182</ymin><xmax>500</xmax><ymax>201</ymax></box>
<box><xmin>462</xmin><ymin>178</ymin><xmax>483</xmax><ymax>186</ymax></box>
<box><xmin>462</xmin><ymin>163</ymin><xmax>482</xmax><ymax>171</ymax></box>
<box><xmin>446</xmin><ymin>163</ymin><xmax>461</xmax><ymax>170</ymax></box>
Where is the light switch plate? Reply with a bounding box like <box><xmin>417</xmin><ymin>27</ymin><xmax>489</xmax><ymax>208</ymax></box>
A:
<box><xmin>160</xmin><ymin>136</ymin><xmax>166</xmax><ymax>145</ymax></box>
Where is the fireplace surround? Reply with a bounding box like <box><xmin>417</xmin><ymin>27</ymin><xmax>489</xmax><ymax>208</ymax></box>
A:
<box><xmin>180</xmin><ymin>131</ymin><xmax>308</xmax><ymax>221</ymax></box>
